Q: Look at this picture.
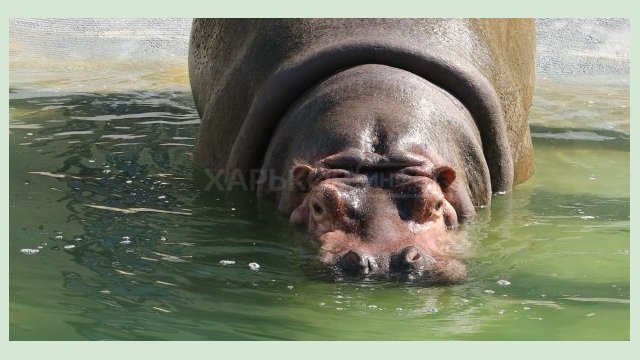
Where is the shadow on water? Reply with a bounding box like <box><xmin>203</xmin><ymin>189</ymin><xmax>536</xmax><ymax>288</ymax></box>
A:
<box><xmin>529</xmin><ymin>124</ymin><xmax>629</xmax><ymax>151</ymax></box>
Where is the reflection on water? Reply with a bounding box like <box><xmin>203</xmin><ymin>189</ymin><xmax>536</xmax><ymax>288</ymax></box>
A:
<box><xmin>9</xmin><ymin>74</ymin><xmax>629</xmax><ymax>340</ymax></box>
<box><xmin>531</xmin><ymin>75</ymin><xmax>629</xmax><ymax>134</ymax></box>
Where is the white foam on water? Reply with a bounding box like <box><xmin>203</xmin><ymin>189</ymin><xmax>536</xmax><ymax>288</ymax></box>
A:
<box><xmin>20</xmin><ymin>248</ymin><xmax>40</xmax><ymax>255</ymax></box>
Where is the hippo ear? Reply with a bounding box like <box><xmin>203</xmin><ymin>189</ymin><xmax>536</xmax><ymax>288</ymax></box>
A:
<box><xmin>433</xmin><ymin>166</ymin><xmax>456</xmax><ymax>189</ymax></box>
<box><xmin>291</xmin><ymin>164</ymin><xmax>315</xmax><ymax>193</ymax></box>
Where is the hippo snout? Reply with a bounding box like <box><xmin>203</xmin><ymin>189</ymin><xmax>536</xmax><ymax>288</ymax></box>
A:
<box><xmin>333</xmin><ymin>246</ymin><xmax>458</xmax><ymax>283</ymax></box>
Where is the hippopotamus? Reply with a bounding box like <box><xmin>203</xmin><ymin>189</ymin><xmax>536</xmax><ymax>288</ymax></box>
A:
<box><xmin>189</xmin><ymin>19</ymin><xmax>536</xmax><ymax>283</ymax></box>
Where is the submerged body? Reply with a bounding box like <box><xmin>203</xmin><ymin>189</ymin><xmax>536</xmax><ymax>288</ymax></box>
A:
<box><xmin>189</xmin><ymin>19</ymin><xmax>536</xmax><ymax>282</ymax></box>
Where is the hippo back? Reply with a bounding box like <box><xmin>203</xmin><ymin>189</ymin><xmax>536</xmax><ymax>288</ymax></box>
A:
<box><xmin>189</xmin><ymin>19</ymin><xmax>535</xmax><ymax>193</ymax></box>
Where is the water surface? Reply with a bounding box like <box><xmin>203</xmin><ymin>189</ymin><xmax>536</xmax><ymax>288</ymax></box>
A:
<box><xmin>9</xmin><ymin>67</ymin><xmax>629</xmax><ymax>340</ymax></box>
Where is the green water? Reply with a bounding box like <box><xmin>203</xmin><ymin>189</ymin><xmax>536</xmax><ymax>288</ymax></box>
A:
<box><xmin>8</xmin><ymin>74</ymin><xmax>629</xmax><ymax>340</ymax></box>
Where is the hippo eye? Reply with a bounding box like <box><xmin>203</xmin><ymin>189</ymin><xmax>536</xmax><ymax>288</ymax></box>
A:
<box><xmin>435</xmin><ymin>200</ymin><xmax>443</xmax><ymax>211</ymax></box>
<box><xmin>312</xmin><ymin>202</ymin><xmax>324</xmax><ymax>215</ymax></box>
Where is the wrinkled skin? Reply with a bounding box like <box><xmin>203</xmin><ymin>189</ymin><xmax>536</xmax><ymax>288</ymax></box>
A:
<box><xmin>288</xmin><ymin>163</ymin><xmax>465</xmax><ymax>281</ymax></box>
<box><xmin>189</xmin><ymin>19</ymin><xmax>536</xmax><ymax>283</ymax></box>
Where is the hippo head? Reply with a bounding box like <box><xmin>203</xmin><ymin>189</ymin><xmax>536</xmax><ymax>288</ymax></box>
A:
<box><xmin>255</xmin><ymin>64</ymin><xmax>484</xmax><ymax>283</ymax></box>
<box><xmin>286</xmin><ymin>159</ymin><xmax>466</xmax><ymax>283</ymax></box>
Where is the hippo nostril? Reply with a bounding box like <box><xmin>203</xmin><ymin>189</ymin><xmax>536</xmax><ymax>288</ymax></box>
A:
<box><xmin>401</xmin><ymin>246</ymin><xmax>421</xmax><ymax>265</ymax></box>
<box><xmin>408</xmin><ymin>250</ymin><xmax>421</xmax><ymax>263</ymax></box>
<box><xmin>340</xmin><ymin>250</ymin><xmax>377</xmax><ymax>275</ymax></box>
<box><xmin>392</xmin><ymin>246</ymin><xmax>437</xmax><ymax>274</ymax></box>
<box><xmin>343</xmin><ymin>250</ymin><xmax>362</xmax><ymax>266</ymax></box>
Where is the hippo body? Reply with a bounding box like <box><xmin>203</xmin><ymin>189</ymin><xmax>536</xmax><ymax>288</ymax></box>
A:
<box><xmin>189</xmin><ymin>19</ymin><xmax>536</xmax><ymax>282</ymax></box>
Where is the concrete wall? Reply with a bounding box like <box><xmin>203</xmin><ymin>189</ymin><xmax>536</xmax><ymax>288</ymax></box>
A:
<box><xmin>536</xmin><ymin>18</ymin><xmax>629</xmax><ymax>75</ymax></box>
<box><xmin>9</xmin><ymin>18</ymin><xmax>629</xmax><ymax>76</ymax></box>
